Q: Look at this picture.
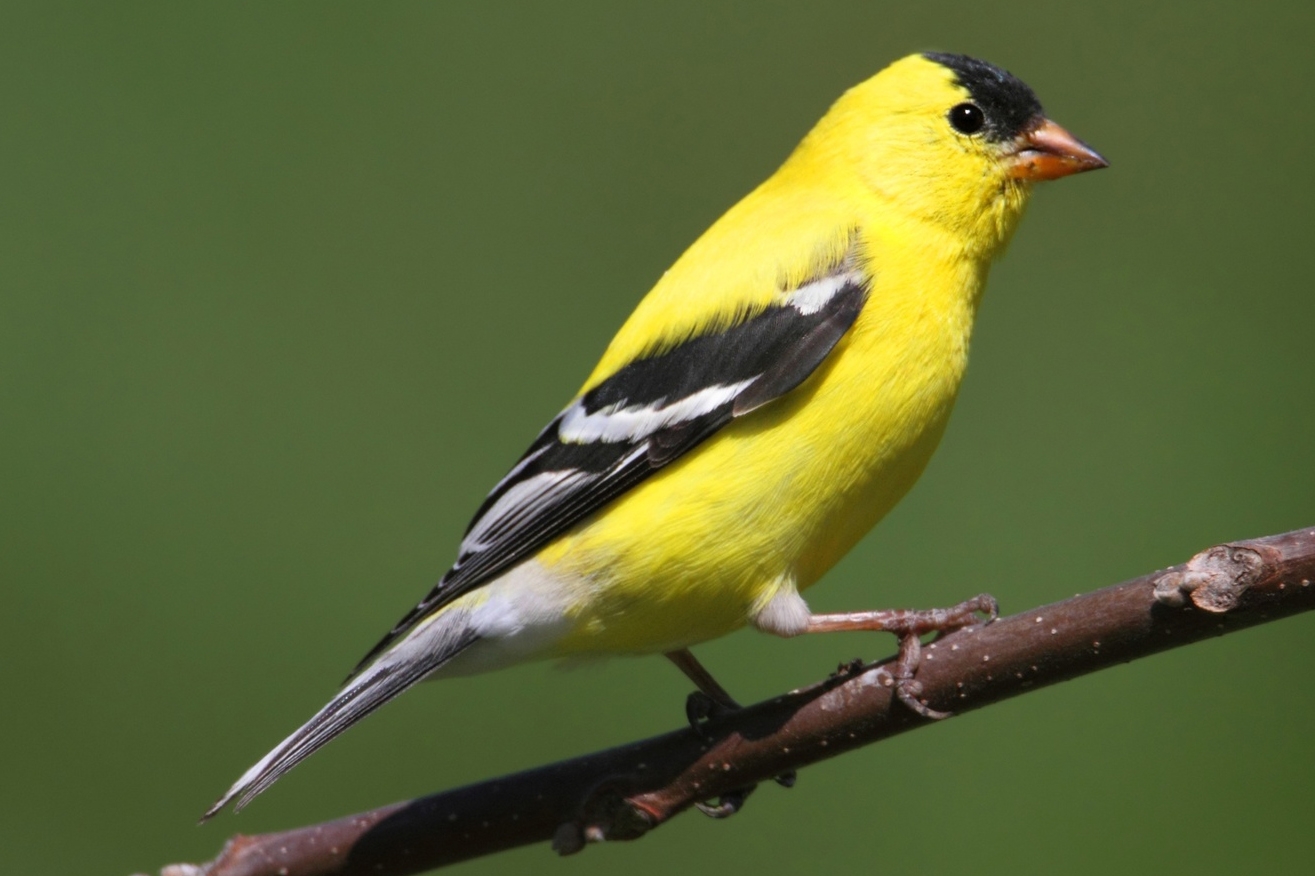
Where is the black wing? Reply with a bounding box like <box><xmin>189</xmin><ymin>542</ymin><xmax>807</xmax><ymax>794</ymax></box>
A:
<box><xmin>351</xmin><ymin>256</ymin><xmax>870</xmax><ymax>675</ymax></box>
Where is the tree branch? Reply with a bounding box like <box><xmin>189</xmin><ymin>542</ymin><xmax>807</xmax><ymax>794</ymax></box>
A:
<box><xmin>154</xmin><ymin>526</ymin><xmax>1315</xmax><ymax>876</ymax></box>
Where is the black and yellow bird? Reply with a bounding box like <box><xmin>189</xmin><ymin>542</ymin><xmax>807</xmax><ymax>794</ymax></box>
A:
<box><xmin>207</xmin><ymin>52</ymin><xmax>1106</xmax><ymax>818</ymax></box>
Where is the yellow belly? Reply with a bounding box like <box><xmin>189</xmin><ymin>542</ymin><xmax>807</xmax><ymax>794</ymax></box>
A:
<box><xmin>539</xmin><ymin>246</ymin><xmax>981</xmax><ymax>656</ymax></box>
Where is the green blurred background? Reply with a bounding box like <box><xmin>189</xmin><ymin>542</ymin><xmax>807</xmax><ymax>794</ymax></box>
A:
<box><xmin>3</xmin><ymin>3</ymin><xmax>1313</xmax><ymax>874</ymax></box>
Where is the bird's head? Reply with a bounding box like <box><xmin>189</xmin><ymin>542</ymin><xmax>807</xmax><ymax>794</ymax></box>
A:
<box><xmin>794</xmin><ymin>52</ymin><xmax>1107</xmax><ymax>257</ymax></box>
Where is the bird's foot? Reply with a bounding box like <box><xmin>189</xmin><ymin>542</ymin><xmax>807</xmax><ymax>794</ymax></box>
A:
<box><xmin>808</xmin><ymin>593</ymin><xmax>998</xmax><ymax>720</ymax></box>
<box><xmin>874</xmin><ymin>663</ymin><xmax>950</xmax><ymax>720</ymax></box>
<box><xmin>685</xmin><ymin>691</ymin><xmax>763</xmax><ymax>819</ymax></box>
<box><xmin>683</xmin><ymin>689</ymin><xmax>795</xmax><ymax>796</ymax></box>
<box><xmin>886</xmin><ymin>593</ymin><xmax>996</xmax><ymax>719</ymax></box>
<box><xmin>684</xmin><ymin>689</ymin><xmax>738</xmax><ymax>734</ymax></box>
<box><xmin>925</xmin><ymin>593</ymin><xmax>1000</xmax><ymax>633</ymax></box>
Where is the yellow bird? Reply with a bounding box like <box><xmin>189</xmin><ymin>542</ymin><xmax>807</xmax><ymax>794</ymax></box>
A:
<box><xmin>206</xmin><ymin>52</ymin><xmax>1105</xmax><ymax>817</ymax></box>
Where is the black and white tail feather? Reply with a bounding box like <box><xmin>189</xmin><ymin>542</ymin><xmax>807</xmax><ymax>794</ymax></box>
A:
<box><xmin>204</xmin><ymin>614</ymin><xmax>477</xmax><ymax>819</ymax></box>
<box><xmin>204</xmin><ymin>250</ymin><xmax>871</xmax><ymax>819</ymax></box>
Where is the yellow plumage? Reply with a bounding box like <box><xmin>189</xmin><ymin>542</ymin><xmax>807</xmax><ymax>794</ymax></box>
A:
<box><xmin>207</xmin><ymin>52</ymin><xmax>1105</xmax><ymax>818</ymax></box>
<box><xmin>544</xmin><ymin>55</ymin><xmax>1030</xmax><ymax>653</ymax></box>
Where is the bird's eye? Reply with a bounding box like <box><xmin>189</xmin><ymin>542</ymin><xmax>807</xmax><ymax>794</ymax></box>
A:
<box><xmin>948</xmin><ymin>102</ymin><xmax>985</xmax><ymax>135</ymax></box>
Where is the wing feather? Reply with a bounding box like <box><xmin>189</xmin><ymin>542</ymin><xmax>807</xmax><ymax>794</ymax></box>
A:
<box><xmin>350</xmin><ymin>256</ymin><xmax>870</xmax><ymax>676</ymax></box>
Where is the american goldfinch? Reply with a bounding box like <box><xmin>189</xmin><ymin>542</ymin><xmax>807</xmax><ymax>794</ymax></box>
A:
<box><xmin>206</xmin><ymin>52</ymin><xmax>1105</xmax><ymax>818</ymax></box>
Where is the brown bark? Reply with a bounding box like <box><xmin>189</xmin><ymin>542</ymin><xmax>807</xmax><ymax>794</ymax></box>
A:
<box><xmin>153</xmin><ymin>526</ymin><xmax>1315</xmax><ymax>876</ymax></box>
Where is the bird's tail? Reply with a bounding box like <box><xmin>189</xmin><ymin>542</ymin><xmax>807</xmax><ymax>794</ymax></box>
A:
<box><xmin>202</xmin><ymin>610</ymin><xmax>477</xmax><ymax>821</ymax></box>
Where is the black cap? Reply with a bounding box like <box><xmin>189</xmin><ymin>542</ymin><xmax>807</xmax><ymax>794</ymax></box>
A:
<box><xmin>924</xmin><ymin>53</ymin><xmax>1044</xmax><ymax>142</ymax></box>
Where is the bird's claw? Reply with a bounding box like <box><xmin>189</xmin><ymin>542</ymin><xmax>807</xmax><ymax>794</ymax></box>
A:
<box><xmin>884</xmin><ymin>672</ymin><xmax>953</xmax><ymax>720</ymax></box>
<box><xmin>695</xmin><ymin>784</ymin><xmax>757</xmax><ymax>818</ymax></box>
<box><xmin>878</xmin><ymin>592</ymin><xmax>998</xmax><ymax>720</ymax></box>
<box><xmin>923</xmin><ymin>593</ymin><xmax>998</xmax><ymax>636</ymax></box>
<box><xmin>685</xmin><ymin>690</ymin><xmax>736</xmax><ymax>735</ymax></box>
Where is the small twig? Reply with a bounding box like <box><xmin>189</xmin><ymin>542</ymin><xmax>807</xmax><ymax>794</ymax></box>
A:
<box><xmin>156</xmin><ymin>526</ymin><xmax>1315</xmax><ymax>876</ymax></box>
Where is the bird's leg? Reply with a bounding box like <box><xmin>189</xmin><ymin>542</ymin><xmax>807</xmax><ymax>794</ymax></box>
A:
<box><xmin>805</xmin><ymin>593</ymin><xmax>997</xmax><ymax>719</ymax></box>
<box><xmin>663</xmin><ymin>648</ymin><xmax>795</xmax><ymax>815</ymax></box>
<box><xmin>666</xmin><ymin>648</ymin><xmax>740</xmax><ymax>722</ymax></box>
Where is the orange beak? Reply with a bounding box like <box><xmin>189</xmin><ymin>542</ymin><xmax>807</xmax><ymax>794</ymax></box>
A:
<box><xmin>1008</xmin><ymin>118</ymin><xmax>1108</xmax><ymax>181</ymax></box>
